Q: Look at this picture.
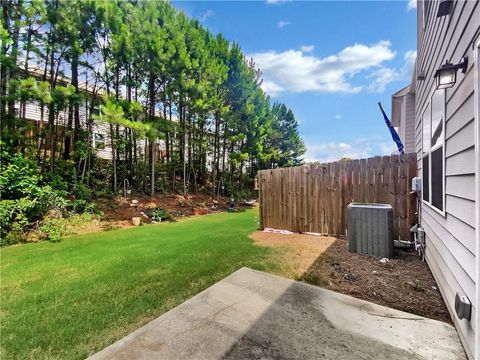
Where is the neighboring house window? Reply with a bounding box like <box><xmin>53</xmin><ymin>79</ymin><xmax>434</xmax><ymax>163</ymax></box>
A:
<box><xmin>93</xmin><ymin>132</ymin><xmax>106</xmax><ymax>150</ymax></box>
<box><xmin>422</xmin><ymin>89</ymin><xmax>445</xmax><ymax>213</ymax></box>
<box><xmin>91</xmin><ymin>105</ymin><xmax>100</xmax><ymax>118</ymax></box>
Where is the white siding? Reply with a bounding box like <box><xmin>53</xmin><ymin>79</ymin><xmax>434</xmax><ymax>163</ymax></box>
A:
<box><xmin>405</xmin><ymin>93</ymin><xmax>416</xmax><ymax>153</ymax></box>
<box><xmin>18</xmin><ymin>99</ymin><xmax>149</xmax><ymax>161</ymax></box>
<box><xmin>391</xmin><ymin>87</ymin><xmax>416</xmax><ymax>153</ymax></box>
<box><xmin>416</xmin><ymin>1</ymin><xmax>479</xmax><ymax>358</ymax></box>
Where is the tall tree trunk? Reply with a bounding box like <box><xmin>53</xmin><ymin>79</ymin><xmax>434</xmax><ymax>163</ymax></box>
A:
<box><xmin>110</xmin><ymin>123</ymin><xmax>117</xmax><ymax>192</ymax></box>
<box><xmin>163</xmin><ymin>98</ymin><xmax>169</xmax><ymax>163</ymax></box>
<box><xmin>72</xmin><ymin>53</ymin><xmax>80</xmax><ymax>164</ymax></box>
<box><xmin>48</xmin><ymin>45</ymin><xmax>56</xmax><ymax>174</ymax></box>
<box><xmin>6</xmin><ymin>0</ymin><xmax>22</xmax><ymax>121</ymax></box>
<box><xmin>126</xmin><ymin>65</ymin><xmax>133</xmax><ymax>183</ymax></box>
<box><xmin>0</xmin><ymin>1</ymin><xmax>8</xmax><ymax>123</ymax></box>
<box><xmin>150</xmin><ymin>139</ymin><xmax>155</xmax><ymax>197</ymax></box>
<box><xmin>64</xmin><ymin>102</ymin><xmax>73</xmax><ymax>159</ymax></box>
<box><xmin>220</xmin><ymin>121</ymin><xmax>227</xmax><ymax>195</ymax></box>
<box><xmin>20</xmin><ymin>24</ymin><xmax>33</xmax><ymax>120</ymax></box>
<box><xmin>212</xmin><ymin>111</ymin><xmax>220</xmax><ymax>196</ymax></box>
<box><xmin>148</xmin><ymin>74</ymin><xmax>156</xmax><ymax>197</ymax></box>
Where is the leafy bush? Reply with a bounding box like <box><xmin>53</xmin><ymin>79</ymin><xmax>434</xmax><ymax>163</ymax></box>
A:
<box><xmin>151</xmin><ymin>208</ymin><xmax>172</xmax><ymax>222</ymax></box>
<box><xmin>36</xmin><ymin>186</ymin><xmax>69</xmax><ymax>213</ymax></box>
<box><xmin>0</xmin><ymin>200</ymin><xmax>17</xmax><ymax>233</ymax></box>
<box><xmin>72</xmin><ymin>181</ymin><xmax>90</xmax><ymax>200</ymax></box>
<box><xmin>38</xmin><ymin>213</ymin><xmax>65</xmax><ymax>243</ymax></box>
<box><xmin>0</xmin><ymin>153</ymin><xmax>40</xmax><ymax>199</ymax></box>
<box><xmin>36</xmin><ymin>212</ymin><xmax>101</xmax><ymax>243</ymax></box>
<box><xmin>84</xmin><ymin>202</ymin><xmax>102</xmax><ymax>215</ymax></box>
<box><xmin>0</xmin><ymin>198</ymin><xmax>37</xmax><ymax>245</ymax></box>
<box><xmin>70</xmin><ymin>200</ymin><xmax>102</xmax><ymax>215</ymax></box>
<box><xmin>0</xmin><ymin>153</ymin><xmax>101</xmax><ymax>246</ymax></box>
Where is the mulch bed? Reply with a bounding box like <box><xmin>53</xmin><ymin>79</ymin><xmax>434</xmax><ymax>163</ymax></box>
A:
<box><xmin>300</xmin><ymin>238</ymin><xmax>452</xmax><ymax>323</ymax></box>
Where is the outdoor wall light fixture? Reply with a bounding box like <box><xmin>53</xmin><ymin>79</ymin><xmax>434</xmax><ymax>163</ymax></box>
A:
<box><xmin>417</xmin><ymin>71</ymin><xmax>426</xmax><ymax>81</ymax></box>
<box><xmin>434</xmin><ymin>57</ymin><xmax>468</xmax><ymax>89</ymax></box>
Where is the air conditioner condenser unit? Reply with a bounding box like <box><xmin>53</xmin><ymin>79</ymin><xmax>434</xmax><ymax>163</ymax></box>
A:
<box><xmin>347</xmin><ymin>203</ymin><xmax>394</xmax><ymax>258</ymax></box>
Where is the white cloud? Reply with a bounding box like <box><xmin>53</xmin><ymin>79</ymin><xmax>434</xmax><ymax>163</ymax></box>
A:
<box><xmin>248</xmin><ymin>41</ymin><xmax>395</xmax><ymax>96</ymax></box>
<box><xmin>407</xmin><ymin>0</ymin><xmax>417</xmax><ymax>11</ymax></box>
<box><xmin>266</xmin><ymin>0</ymin><xmax>291</xmax><ymax>4</ymax></box>
<box><xmin>197</xmin><ymin>9</ymin><xmax>213</xmax><ymax>22</ymax></box>
<box><xmin>334</xmin><ymin>114</ymin><xmax>342</xmax><ymax>119</ymax></box>
<box><xmin>300</xmin><ymin>45</ymin><xmax>315</xmax><ymax>53</ymax></box>
<box><xmin>304</xmin><ymin>138</ymin><xmax>396</xmax><ymax>163</ymax></box>
<box><xmin>367</xmin><ymin>67</ymin><xmax>399</xmax><ymax>93</ymax></box>
<box><xmin>403</xmin><ymin>49</ymin><xmax>417</xmax><ymax>71</ymax></box>
<box><xmin>367</xmin><ymin>49</ymin><xmax>416</xmax><ymax>93</ymax></box>
<box><xmin>277</xmin><ymin>20</ymin><xmax>290</xmax><ymax>28</ymax></box>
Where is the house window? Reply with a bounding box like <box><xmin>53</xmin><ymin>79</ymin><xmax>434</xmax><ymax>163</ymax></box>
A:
<box><xmin>93</xmin><ymin>132</ymin><xmax>106</xmax><ymax>150</ymax></box>
<box><xmin>422</xmin><ymin>89</ymin><xmax>445</xmax><ymax>213</ymax></box>
<box><xmin>91</xmin><ymin>105</ymin><xmax>100</xmax><ymax>118</ymax></box>
<box><xmin>423</xmin><ymin>1</ymin><xmax>431</xmax><ymax>28</ymax></box>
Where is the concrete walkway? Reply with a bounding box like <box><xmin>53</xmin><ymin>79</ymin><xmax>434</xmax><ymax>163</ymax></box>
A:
<box><xmin>89</xmin><ymin>267</ymin><xmax>466</xmax><ymax>360</ymax></box>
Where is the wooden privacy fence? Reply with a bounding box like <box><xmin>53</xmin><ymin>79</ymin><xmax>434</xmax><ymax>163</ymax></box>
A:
<box><xmin>258</xmin><ymin>153</ymin><xmax>417</xmax><ymax>240</ymax></box>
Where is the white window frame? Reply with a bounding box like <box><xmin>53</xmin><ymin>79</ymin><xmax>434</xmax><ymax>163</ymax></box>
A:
<box><xmin>93</xmin><ymin>132</ymin><xmax>106</xmax><ymax>150</ymax></box>
<box><xmin>421</xmin><ymin>88</ymin><xmax>446</xmax><ymax>217</ymax></box>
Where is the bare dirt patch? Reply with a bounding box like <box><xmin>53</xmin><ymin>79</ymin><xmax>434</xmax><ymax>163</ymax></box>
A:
<box><xmin>97</xmin><ymin>194</ymin><xmax>231</xmax><ymax>228</ymax></box>
<box><xmin>253</xmin><ymin>231</ymin><xmax>451</xmax><ymax>323</ymax></box>
<box><xmin>250</xmin><ymin>231</ymin><xmax>336</xmax><ymax>278</ymax></box>
<box><xmin>66</xmin><ymin>194</ymin><xmax>241</xmax><ymax>236</ymax></box>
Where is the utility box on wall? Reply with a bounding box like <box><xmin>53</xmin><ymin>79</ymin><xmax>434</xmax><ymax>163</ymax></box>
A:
<box><xmin>347</xmin><ymin>203</ymin><xmax>394</xmax><ymax>258</ymax></box>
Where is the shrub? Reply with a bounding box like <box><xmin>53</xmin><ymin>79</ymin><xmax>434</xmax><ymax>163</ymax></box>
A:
<box><xmin>0</xmin><ymin>153</ymin><xmax>100</xmax><ymax>245</ymax></box>
<box><xmin>38</xmin><ymin>215</ymin><xmax>65</xmax><ymax>243</ymax></box>
<box><xmin>72</xmin><ymin>182</ymin><xmax>90</xmax><ymax>200</ymax></box>
<box><xmin>0</xmin><ymin>153</ymin><xmax>40</xmax><ymax>199</ymax></box>
<box><xmin>36</xmin><ymin>185</ymin><xmax>69</xmax><ymax>214</ymax></box>
<box><xmin>0</xmin><ymin>200</ymin><xmax>17</xmax><ymax>234</ymax></box>
<box><xmin>70</xmin><ymin>200</ymin><xmax>102</xmax><ymax>215</ymax></box>
<box><xmin>84</xmin><ymin>202</ymin><xmax>102</xmax><ymax>215</ymax></box>
<box><xmin>36</xmin><ymin>213</ymin><xmax>101</xmax><ymax>242</ymax></box>
<box><xmin>151</xmin><ymin>208</ymin><xmax>172</xmax><ymax>222</ymax></box>
<box><xmin>0</xmin><ymin>198</ymin><xmax>38</xmax><ymax>245</ymax></box>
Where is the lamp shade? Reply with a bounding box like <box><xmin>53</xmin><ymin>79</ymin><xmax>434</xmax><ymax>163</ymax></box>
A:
<box><xmin>433</xmin><ymin>57</ymin><xmax>468</xmax><ymax>90</ymax></box>
<box><xmin>436</xmin><ymin>67</ymin><xmax>457</xmax><ymax>89</ymax></box>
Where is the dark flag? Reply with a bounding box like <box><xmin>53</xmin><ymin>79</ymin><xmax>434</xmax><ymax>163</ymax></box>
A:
<box><xmin>378</xmin><ymin>102</ymin><xmax>404</xmax><ymax>154</ymax></box>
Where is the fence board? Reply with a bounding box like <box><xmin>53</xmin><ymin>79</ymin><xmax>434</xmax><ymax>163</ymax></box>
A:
<box><xmin>258</xmin><ymin>154</ymin><xmax>417</xmax><ymax>239</ymax></box>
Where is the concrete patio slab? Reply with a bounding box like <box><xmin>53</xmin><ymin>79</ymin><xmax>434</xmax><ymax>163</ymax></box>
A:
<box><xmin>88</xmin><ymin>267</ymin><xmax>466</xmax><ymax>360</ymax></box>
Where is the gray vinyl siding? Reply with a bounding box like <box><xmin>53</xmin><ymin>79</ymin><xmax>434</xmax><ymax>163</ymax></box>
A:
<box><xmin>405</xmin><ymin>93</ymin><xmax>416</xmax><ymax>153</ymax></box>
<box><xmin>415</xmin><ymin>1</ymin><xmax>479</xmax><ymax>359</ymax></box>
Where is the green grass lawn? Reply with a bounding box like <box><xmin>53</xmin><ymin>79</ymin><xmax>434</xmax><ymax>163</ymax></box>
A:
<box><xmin>0</xmin><ymin>209</ymin><xmax>282</xmax><ymax>360</ymax></box>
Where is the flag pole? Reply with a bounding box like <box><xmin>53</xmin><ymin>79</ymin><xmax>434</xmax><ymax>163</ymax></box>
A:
<box><xmin>378</xmin><ymin>102</ymin><xmax>405</xmax><ymax>154</ymax></box>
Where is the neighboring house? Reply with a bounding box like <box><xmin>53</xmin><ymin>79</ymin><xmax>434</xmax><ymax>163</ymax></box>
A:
<box><xmin>13</xmin><ymin>64</ymin><xmax>174</xmax><ymax>161</ymax></box>
<box><xmin>411</xmin><ymin>1</ymin><xmax>479</xmax><ymax>359</ymax></box>
<box><xmin>391</xmin><ymin>83</ymin><xmax>416</xmax><ymax>153</ymax></box>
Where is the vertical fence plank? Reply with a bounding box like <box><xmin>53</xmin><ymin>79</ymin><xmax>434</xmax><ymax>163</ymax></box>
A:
<box><xmin>398</xmin><ymin>154</ymin><xmax>408</xmax><ymax>240</ymax></box>
<box><xmin>351</xmin><ymin>159</ymin><xmax>359</xmax><ymax>202</ymax></box>
<box><xmin>381</xmin><ymin>156</ymin><xmax>391</xmax><ymax>204</ymax></box>
<box><xmin>319</xmin><ymin>164</ymin><xmax>326</xmax><ymax>234</ymax></box>
<box><xmin>407</xmin><ymin>153</ymin><xmax>417</xmax><ymax>239</ymax></box>
<box><xmin>390</xmin><ymin>155</ymin><xmax>400</xmax><ymax>239</ymax></box>
<box><xmin>359</xmin><ymin>158</ymin><xmax>367</xmax><ymax>202</ymax></box>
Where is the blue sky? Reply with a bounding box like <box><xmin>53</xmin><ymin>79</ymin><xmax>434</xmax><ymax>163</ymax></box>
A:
<box><xmin>173</xmin><ymin>0</ymin><xmax>417</xmax><ymax>162</ymax></box>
